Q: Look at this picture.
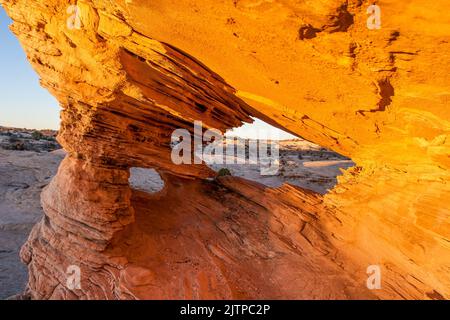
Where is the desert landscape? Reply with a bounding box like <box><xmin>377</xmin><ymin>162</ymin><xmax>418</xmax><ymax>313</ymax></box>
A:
<box><xmin>0</xmin><ymin>0</ymin><xmax>448</xmax><ymax>301</ymax></box>
<box><xmin>0</xmin><ymin>130</ymin><xmax>352</xmax><ymax>299</ymax></box>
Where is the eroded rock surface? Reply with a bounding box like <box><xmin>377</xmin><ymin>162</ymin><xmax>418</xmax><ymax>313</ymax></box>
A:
<box><xmin>1</xmin><ymin>0</ymin><xmax>449</xmax><ymax>299</ymax></box>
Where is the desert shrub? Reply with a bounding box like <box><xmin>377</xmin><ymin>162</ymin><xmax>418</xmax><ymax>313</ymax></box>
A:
<box><xmin>7</xmin><ymin>137</ymin><xmax>25</xmax><ymax>150</ymax></box>
<box><xmin>31</xmin><ymin>131</ymin><xmax>44</xmax><ymax>140</ymax></box>
<box><xmin>43</xmin><ymin>136</ymin><xmax>56</xmax><ymax>141</ymax></box>
<box><xmin>216</xmin><ymin>168</ymin><xmax>232</xmax><ymax>177</ymax></box>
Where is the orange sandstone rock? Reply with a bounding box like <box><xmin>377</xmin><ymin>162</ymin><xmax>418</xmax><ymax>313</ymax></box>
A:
<box><xmin>1</xmin><ymin>0</ymin><xmax>449</xmax><ymax>299</ymax></box>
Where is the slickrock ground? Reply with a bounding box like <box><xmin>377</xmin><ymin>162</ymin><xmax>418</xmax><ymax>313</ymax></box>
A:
<box><xmin>0</xmin><ymin>0</ymin><xmax>449</xmax><ymax>299</ymax></box>
<box><xmin>0</xmin><ymin>149</ymin><xmax>64</xmax><ymax>299</ymax></box>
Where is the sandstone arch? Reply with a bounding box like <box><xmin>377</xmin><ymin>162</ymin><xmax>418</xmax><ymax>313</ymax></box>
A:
<box><xmin>1</xmin><ymin>0</ymin><xmax>449</xmax><ymax>299</ymax></box>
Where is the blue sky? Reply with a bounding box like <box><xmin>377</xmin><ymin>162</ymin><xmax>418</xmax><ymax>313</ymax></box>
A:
<box><xmin>0</xmin><ymin>7</ymin><xmax>60</xmax><ymax>129</ymax></box>
<box><xmin>0</xmin><ymin>7</ymin><xmax>295</xmax><ymax>139</ymax></box>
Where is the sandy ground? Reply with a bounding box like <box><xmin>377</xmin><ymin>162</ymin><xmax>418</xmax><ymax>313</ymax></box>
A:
<box><xmin>0</xmin><ymin>149</ymin><xmax>65</xmax><ymax>299</ymax></box>
<box><xmin>0</xmin><ymin>140</ymin><xmax>353</xmax><ymax>298</ymax></box>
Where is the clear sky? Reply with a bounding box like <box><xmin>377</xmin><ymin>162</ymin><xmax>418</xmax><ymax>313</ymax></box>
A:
<box><xmin>0</xmin><ymin>7</ymin><xmax>295</xmax><ymax>139</ymax></box>
<box><xmin>0</xmin><ymin>7</ymin><xmax>60</xmax><ymax>130</ymax></box>
<box><xmin>226</xmin><ymin>118</ymin><xmax>296</xmax><ymax>140</ymax></box>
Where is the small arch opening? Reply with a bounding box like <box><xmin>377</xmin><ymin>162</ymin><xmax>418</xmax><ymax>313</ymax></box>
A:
<box><xmin>129</xmin><ymin>167</ymin><xmax>165</xmax><ymax>194</ymax></box>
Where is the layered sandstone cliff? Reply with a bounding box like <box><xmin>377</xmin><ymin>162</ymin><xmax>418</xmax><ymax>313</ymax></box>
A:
<box><xmin>1</xmin><ymin>0</ymin><xmax>449</xmax><ymax>299</ymax></box>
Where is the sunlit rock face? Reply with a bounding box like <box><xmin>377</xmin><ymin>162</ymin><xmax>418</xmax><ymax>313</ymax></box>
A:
<box><xmin>1</xmin><ymin>0</ymin><xmax>449</xmax><ymax>299</ymax></box>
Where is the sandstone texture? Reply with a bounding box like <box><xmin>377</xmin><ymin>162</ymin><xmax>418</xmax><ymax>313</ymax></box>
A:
<box><xmin>1</xmin><ymin>0</ymin><xmax>449</xmax><ymax>299</ymax></box>
<box><xmin>0</xmin><ymin>140</ymin><xmax>351</xmax><ymax>299</ymax></box>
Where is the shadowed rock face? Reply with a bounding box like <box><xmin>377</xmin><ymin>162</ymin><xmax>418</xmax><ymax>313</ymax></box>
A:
<box><xmin>1</xmin><ymin>0</ymin><xmax>449</xmax><ymax>299</ymax></box>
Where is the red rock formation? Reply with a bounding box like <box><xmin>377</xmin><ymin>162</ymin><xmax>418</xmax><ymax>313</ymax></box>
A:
<box><xmin>1</xmin><ymin>0</ymin><xmax>449</xmax><ymax>299</ymax></box>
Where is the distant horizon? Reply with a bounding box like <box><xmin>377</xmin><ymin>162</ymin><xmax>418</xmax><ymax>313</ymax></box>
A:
<box><xmin>0</xmin><ymin>124</ymin><xmax>58</xmax><ymax>131</ymax></box>
<box><xmin>0</xmin><ymin>118</ymin><xmax>298</xmax><ymax>141</ymax></box>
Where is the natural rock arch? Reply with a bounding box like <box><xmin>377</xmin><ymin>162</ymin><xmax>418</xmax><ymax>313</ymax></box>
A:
<box><xmin>1</xmin><ymin>0</ymin><xmax>449</xmax><ymax>299</ymax></box>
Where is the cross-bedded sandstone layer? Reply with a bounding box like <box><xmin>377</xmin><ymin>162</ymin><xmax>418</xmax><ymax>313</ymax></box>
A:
<box><xmin>1</xmin><ymin>0</ymin><xmax>449</xmax><ymax>299</ymax></box>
